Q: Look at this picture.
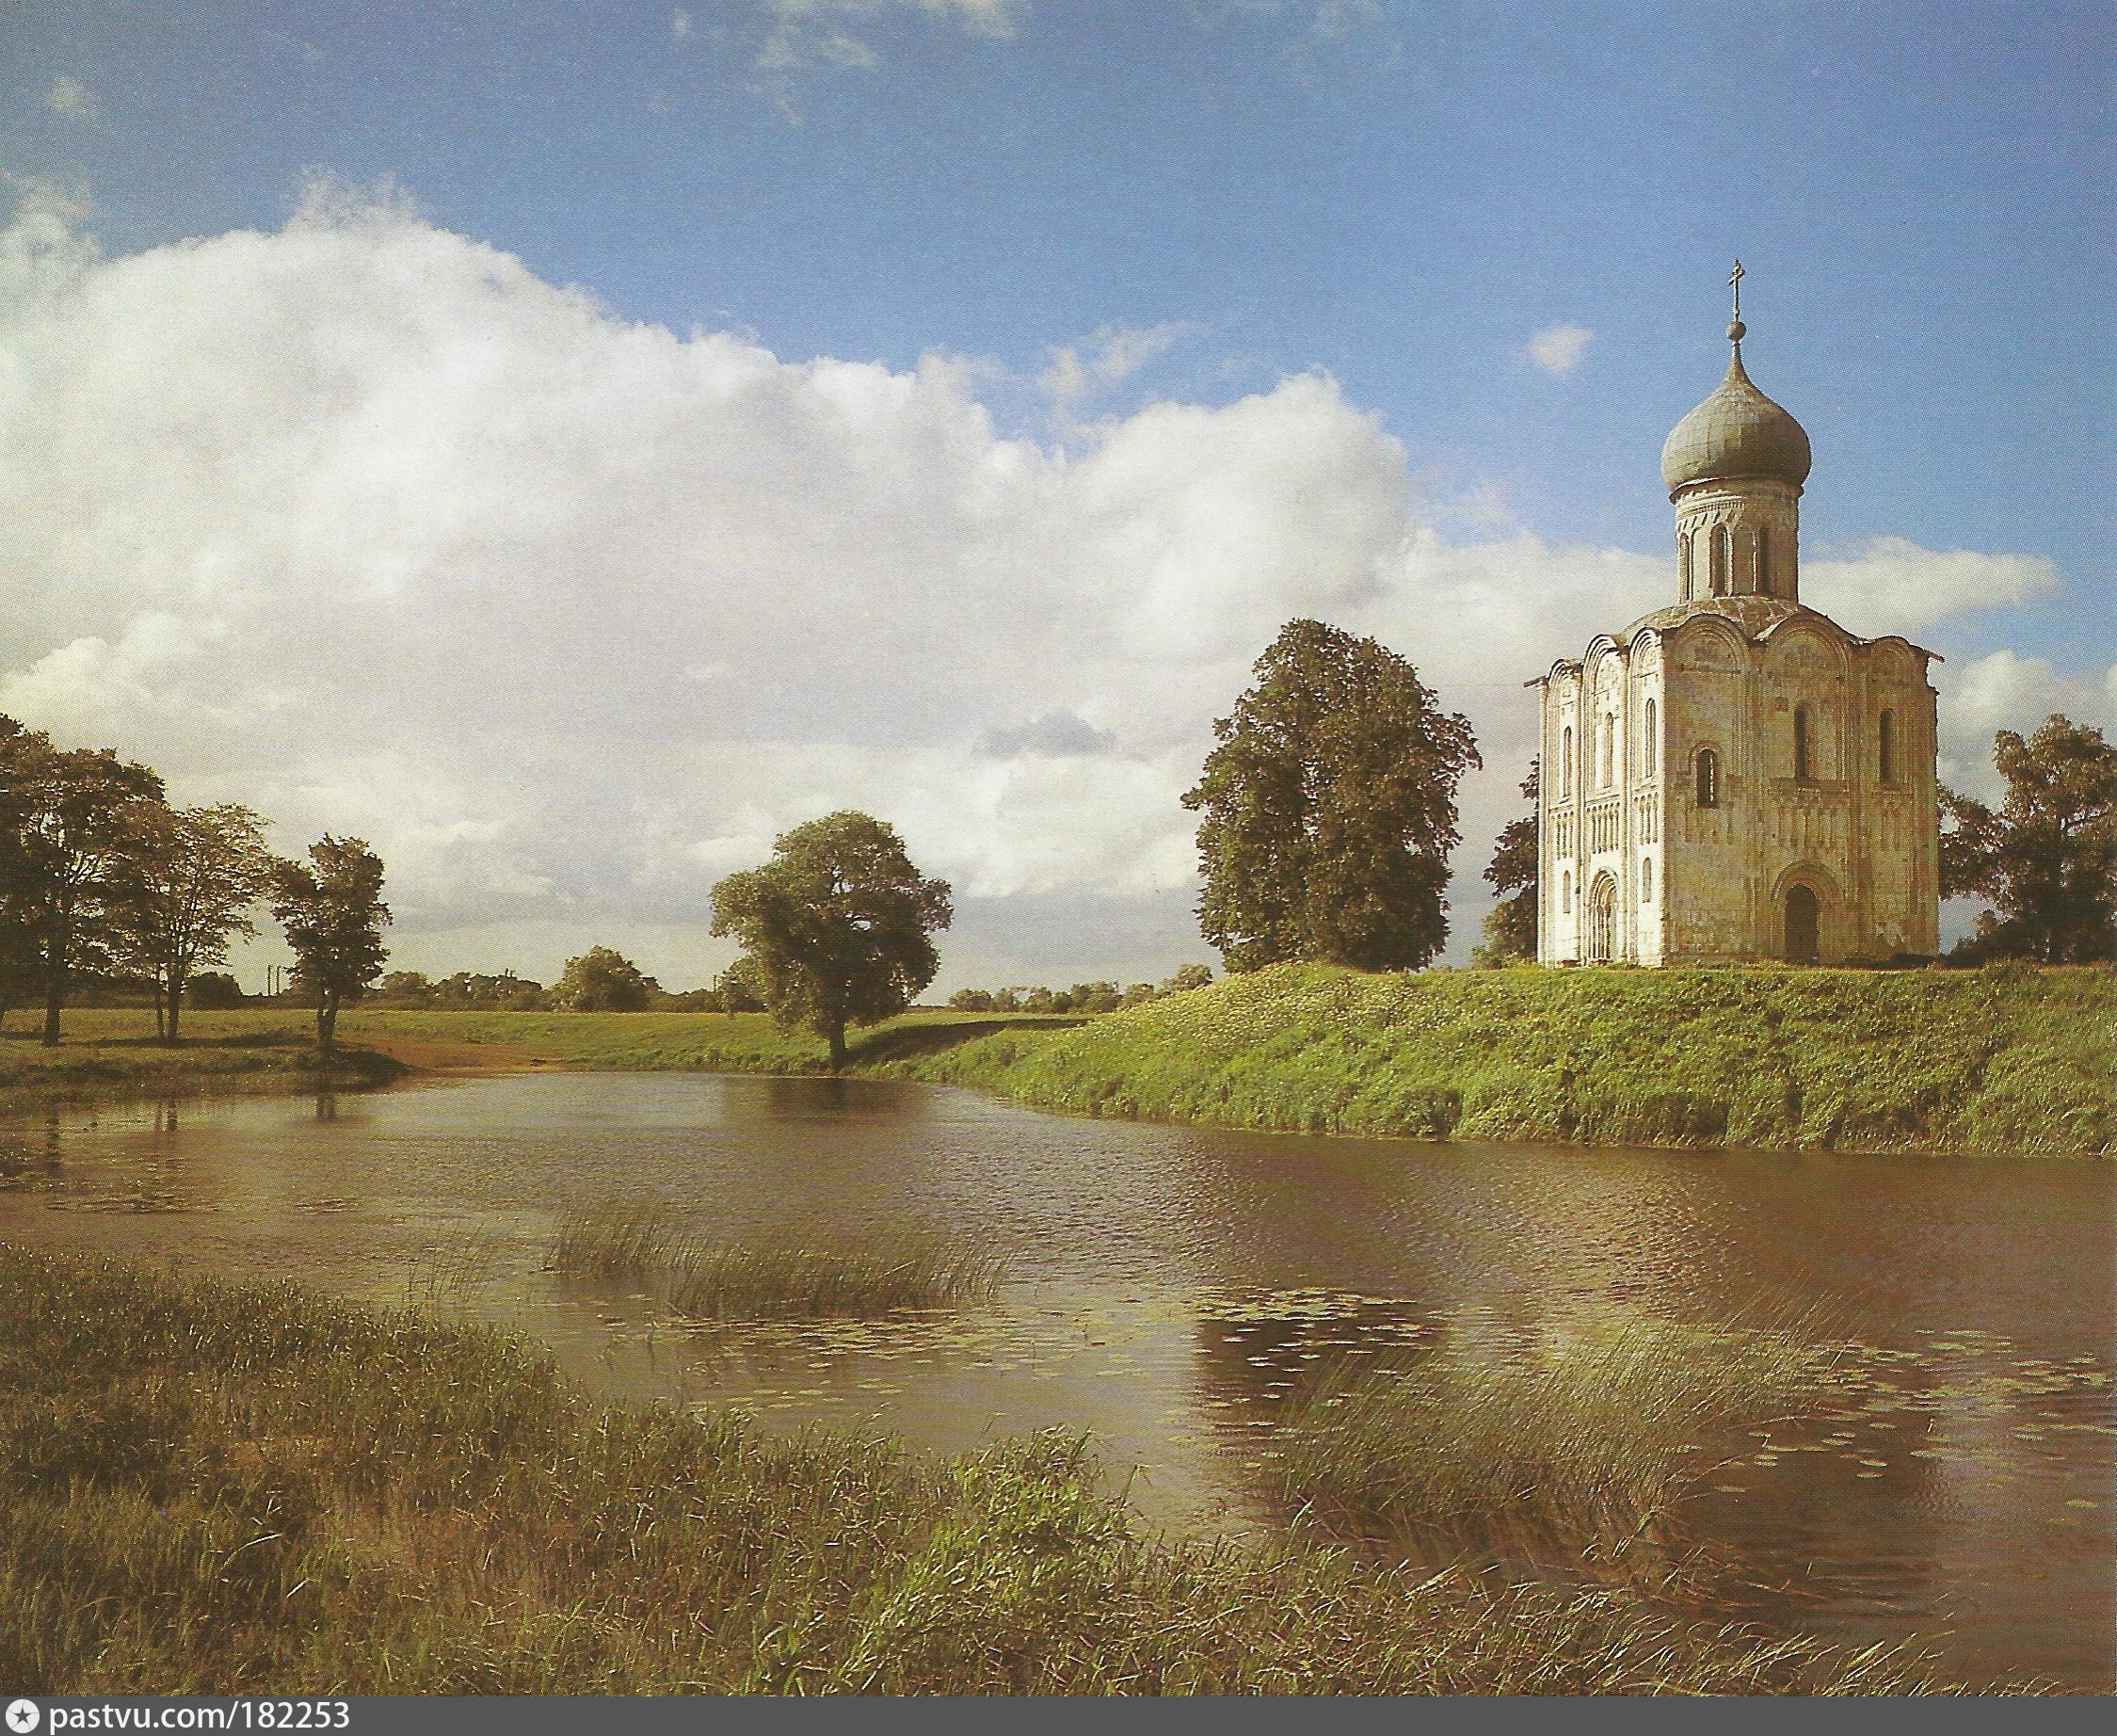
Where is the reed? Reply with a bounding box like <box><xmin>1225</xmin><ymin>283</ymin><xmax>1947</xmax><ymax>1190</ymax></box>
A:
<box><xmin>0</xmin><ymin>1246</ymin><xmax>1992</xmax><ymax>1696</ymax></box>
<box><xmin>551</xmin><ymin>1206</ymin><xmax>1004</xmax><ymax>1317</ymax></box>
<box><xmin>1275</xmin><ymin>1309</ymin><xmax>1823</xmax><ymax>1573</ymax></box>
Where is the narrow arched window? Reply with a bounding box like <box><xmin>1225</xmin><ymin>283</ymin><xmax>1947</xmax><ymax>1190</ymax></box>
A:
<box><xmin>1879</xmin><ymin>708</ymin><xmax>1896</xmax><ymax>784</ymax></box>
<box><xmin>1794</xmin><ymin>705</ymin><xmax>1813</xmax><ymax>781</ymax></box>
<box><xmin>1710</xmin><ymin>524</ymin><xmax>1731</xmax><ymax>595</ymax></box>
<box><xmin>1696</xmin><ymin>747</ymin><xmax>1719</xmax><ymax>808</ymax></box>
<box><xmin>1755</xmin><ymin>524</ymin><xmax>1770</xmax><ymax>595</ymax></box>
<box><xmin>1643</xmin><ymin>698</ymin><xmax>1658</xmax><ymax>778</ymax></box>
<box><xmin>1561</xmin><ymin>871</ymin><xmax>1572</xmax><ymax>915</ymax></box>
<box><xmin>1641</xmin><ymin>857</ymin><xmax>1653</xmax><ymax>902</ymax></box>
<box><xmin>1561</xmin><ymin>726</ymin><xmax>1573</xmax><ymax>799</ymax></box>
<box><xmin>1678</xmin><ymin>532</ymin><xmax>1692</xmax><ymax>599</ymax></box>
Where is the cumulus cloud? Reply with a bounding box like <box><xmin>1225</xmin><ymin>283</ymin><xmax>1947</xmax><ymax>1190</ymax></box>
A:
<box><xmin>44</xmin><ymin>76</ymin><xmax>97</xmax><ymax>119</ymax></box>
<box><xmin>1525</xmin><ymin>321</ymin><xmax>1593</xmax><ymax>376</ymax></box>
<box><xmin>1804</xmin><ymin>536</ymin><xmax>2059</xmax><ymax>638</ymax></box>
<box><xmin>1931</xmin><ymin>649</ymin><xmax>2117</xmax><ymax>798</ymax></box>
<box><xmin>0</xmin><ymin>187</ymin><xmax>2080</xmax><ymax>985</ymax></box>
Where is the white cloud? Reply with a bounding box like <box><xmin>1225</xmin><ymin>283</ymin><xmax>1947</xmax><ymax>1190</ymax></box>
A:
<box><xmin>671</xmin><ymin>8</ymin><xmax>693</xmax><ymax>40</ymax></box>
<box><xmin>1932</xmin><ymin>649</ymin><xmax>2117</xmax><ymax>799</ymax></box>
<box><xmin>44</xmin><ymin>76</ymin><xmax>97</xmax><ymax>119</ymax></box>
<box><xmin>1039</xmin><ymin>320</ymin><xmax>1193</xmax><ymax>411</ymax></box>
<box><xmin>1803</xmin><ymin>536</ymin><xmax>2059</xmax><ymax>638</ymax></box>
<box><xmin>0</xmin><ymin>187</ymin><xmax>2081</xmax><ymax>985</ymax></box>
<box><xmin>1526</xmin><ymin>321</ymin><xmax>1593</xmax><ymax>376</ymax></box>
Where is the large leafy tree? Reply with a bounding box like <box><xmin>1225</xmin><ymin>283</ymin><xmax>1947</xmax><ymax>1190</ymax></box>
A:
<box><xmin>270</xmin><ymin>837</ymin><xmax>391</xmax><ymax>1056</ymax></box>
<box><xmin>111</xmin><ymin>803</ymin><xmax>275</xmax><ymax>1043</ymax></box>
<box><xmin>553</xmin><ymin>945</ymin><xmax>653</xmax><ymax>1012</ymax></box>
<box><xmin>0</xmin><ymin>716</ymin><xmax>167</xmax><ymax>1046</ymax></box>
<box><xmin>1182</xmin><ymin>619</ymin><xmax>1480</xmax><ymax>973</ymax></box>
<box><xmin>1473</xmin><ymin>759</ymin><xmax>1539</xmax><ymax>968</ymax></box>
<box><xmin>1941</xmin><ymin>714</ymin><xmax>2116</xmax><ymax>963</ymax></box>
<box><xmin>711</xmin><ymin>812</ymin><xmax>953</xmax><ymax>1070</ymax></box>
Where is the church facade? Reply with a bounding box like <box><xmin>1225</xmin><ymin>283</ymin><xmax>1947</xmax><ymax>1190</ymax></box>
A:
<box><xmin>1533</xmin><ymin>279</ymin><xmax>1942</xmax><ymax>966</ymax></box>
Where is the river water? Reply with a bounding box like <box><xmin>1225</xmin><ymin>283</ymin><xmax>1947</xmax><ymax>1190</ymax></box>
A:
<box><xmin>0</xmin><ymin>1072</ymin><xmax>2109</xmax><ymax>1690</ymax></box>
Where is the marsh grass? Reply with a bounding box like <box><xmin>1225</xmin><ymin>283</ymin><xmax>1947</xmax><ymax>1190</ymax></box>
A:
<box><xmin>0</xmin><ymin>1246</ymin><xmax>1990</xmax><ymax>1695</ymax></box>
<box><xmin>1275</xmin><ymin>1309</ymin><xmax>1825</xmax><ymax>1579</ymax></box>
<box><xmin>551</xmin><ymin>1206</ymin><xmax>1004</xmax><ymax>1318</ymax></box>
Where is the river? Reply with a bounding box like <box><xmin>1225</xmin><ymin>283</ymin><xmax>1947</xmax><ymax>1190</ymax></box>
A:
<box><xmin>0</xmin><ymin>1071</ymin><xmax>2109</xmax><ymax>1690</ymax></box>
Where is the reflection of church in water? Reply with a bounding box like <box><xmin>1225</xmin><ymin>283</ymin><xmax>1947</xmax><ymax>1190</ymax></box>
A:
<box><xmin>1534</xmin><ymin>267</ymin><xmax>1941</xmax><ymax>966</ymax></box>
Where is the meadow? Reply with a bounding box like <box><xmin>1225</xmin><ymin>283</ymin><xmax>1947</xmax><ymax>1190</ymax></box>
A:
<box><xmin>0</xmin><ymin>1245</ymin><xmax>1992</xmax><ymax>1695</ymax></box>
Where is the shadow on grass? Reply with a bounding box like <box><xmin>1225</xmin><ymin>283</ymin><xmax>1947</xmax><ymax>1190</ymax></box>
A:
<box><xmin>847</xmin><ymin>1016</ymin><xmax>1084</xmax><ymax>1069</ymax></box>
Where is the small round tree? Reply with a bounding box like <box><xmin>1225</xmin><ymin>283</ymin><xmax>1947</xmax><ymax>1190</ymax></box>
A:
<box><xmin>711</xmin><ymin>812</ymin><xmax>953</xmax><ymax>1071</ymax></box>
<box><xmin>553</xmin><ymin>945</ymin><xmax>653</xmax><ymax>1011</ymax></box>
<box><xmin>1184</xmin><ymin>619</ymin><xmax>1479</xmax><ymax>973</ymax></box>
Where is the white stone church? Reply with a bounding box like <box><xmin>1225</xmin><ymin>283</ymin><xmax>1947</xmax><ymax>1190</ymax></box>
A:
<box><xmin>1533</xmin><ymin>276</ymin><xmax>1942</xmax><ymax>966</ymax></box>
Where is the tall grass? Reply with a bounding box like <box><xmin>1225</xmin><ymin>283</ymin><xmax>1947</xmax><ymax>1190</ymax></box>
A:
<box><xmin>0</xmin><ymin>1246</ymin><xmax>1993</xmax><ymax>1695</ymax></box>
<box><xmin>1275</xmin><ymin>1310</ymin><xmax>1823</xmax><ymax>1574</ymax></box>
<box><xmin>551</xmin><ymin>1206</ymin><xmax>1004</xmax><ymax>1317</ymax></box>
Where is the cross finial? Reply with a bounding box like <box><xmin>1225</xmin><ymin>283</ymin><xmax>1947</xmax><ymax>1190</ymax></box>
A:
<box><xmin>1728</xmin><ymin>259</ymin><xmax>1745</xmax><ymax>321</ymax></box>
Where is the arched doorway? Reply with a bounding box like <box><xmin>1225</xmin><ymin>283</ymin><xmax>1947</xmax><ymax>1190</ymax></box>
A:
<box><xmin>1586</xmin><ymin>872</ymin><xmax>1618</xmax><ymax>963</ymax></box>
<box><xmin>1784</xmin><ymin>884</ymin><xmax>1820</xmax><ymax>964</ymax></box>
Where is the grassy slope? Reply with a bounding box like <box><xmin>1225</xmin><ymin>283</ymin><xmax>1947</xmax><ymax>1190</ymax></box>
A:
<box><xmin>890</xmin><ymin>962</ymin><xmax>2115</xmax><ymax>1158</ymax></box>
<box><xmin>0</xmin><ymin>1246</ymin><xmax>1974</xmax><ymax>1695</ymax></box>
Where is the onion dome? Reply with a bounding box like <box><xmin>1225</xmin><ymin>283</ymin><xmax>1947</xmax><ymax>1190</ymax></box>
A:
<box><xmin>1660</xmin><ymin>317</ymin><xmax>1812</xmax><ymax>495</ymax></box>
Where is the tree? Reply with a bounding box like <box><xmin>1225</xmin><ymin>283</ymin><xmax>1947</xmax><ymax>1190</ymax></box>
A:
<box><xmin>110</xmin><ymin>802</ymin><xmax>274</xmax><ymax>1042</ymax></box>
<box><xmin>1940</xmin><ymin>715</ymin><xmax>2116</xmax><ymax>963</ymax></box>
<box><xmin>270</xmin><ymin>837</ymin><xmax>391</xmax><ymax>1056</ymax></box>
<box><xmin>187</xmin><ymin>971</ymin><xmax>246</xmax><ymax>1009</ymax></box>
<box><xmin>946</xmin><ymin>987</ymin><xmax>995</xmax><ymax>1012</ymax></box>
<box><xmin>0</xmin><ymin>717</ymin><xmax>166</xmax><ymax>1045</ymax></box>
<box><xmin>1162</xmin><ymin>963</ymin><xmax>1213</xmax><ymax>994</ymax></box>
<box><xmin>710</xmin><ymin>956</ymin><xmax>767</xmax><ymax>1013</ymax></box>
<box><xmin>711</xmin><ymin>812</ymin><xmax>953</xmax><ymax>1070</ymax></box>
<box><xmin>1473</xmin><ymin>759</ymin><xmax>1540</xmax><ymax>968</ymax></box>
<box><xmin>553</xmin><ymin>945</ymin><xmax>652</xmax><ymax>1012</ymax></box>
<box><xmin>1183</xmin><ymin>619</ymin><xmax>1480</xmax><ymax>973</ymax></box>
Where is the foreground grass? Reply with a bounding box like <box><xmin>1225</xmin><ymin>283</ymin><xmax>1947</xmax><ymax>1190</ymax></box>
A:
<box><xmin>552</xmin><ymin>1207</ymin><xmax>1004</xmax><ymax>1317</ymax></box>
<box><xmin>896</xmin><ymin>962</ymin><xmax>2116</xmax><ymax>1157</ymax></box>
<box><xmin>0</xmin><ymin>1246</ymin><xmax>1983</xmax><ymax>1696</ymax></box>
<box><xmin>1277</xmin><ymin>1312</ymin><xmax>1822</xmax><ymax>1576</ymax></box>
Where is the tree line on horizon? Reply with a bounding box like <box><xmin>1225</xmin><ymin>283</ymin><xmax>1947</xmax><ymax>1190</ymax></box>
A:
<box><xmin>6</xmin><ymin>622</ymin><xmax>2107</xmax><ymax>1072</ymax></box>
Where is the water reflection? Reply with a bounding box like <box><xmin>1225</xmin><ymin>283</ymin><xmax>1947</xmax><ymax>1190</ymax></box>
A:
<box><xmin>0</xmin><ymin>1070</ymin><xmax>2107</xmax><ymax>1689</ymax></box>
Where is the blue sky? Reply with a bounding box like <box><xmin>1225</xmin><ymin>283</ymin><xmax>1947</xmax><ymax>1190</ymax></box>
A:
<box><xmin>0</xmin><ymin>1</ymin><xmax>2108</xmax><ymax>986</ymax></box>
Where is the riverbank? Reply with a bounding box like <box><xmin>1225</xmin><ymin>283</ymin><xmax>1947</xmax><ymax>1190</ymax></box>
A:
<box><xmin>0</xmin><ymin>1244</ymin><xmax>1984</xmax><ymax>1694</ymax></box>
<box><xmin>892</xmin><ymin>962</ymin><xmax>2115</xmax><ymax>1158</ymax></box>
<box><xmin>0</xmin><ymin>1021</ymin><xmax>404</xmax><ymax>1117</ymax></box>
<box><xmin>0</xmin><ymin>1007</ymin><xmax>1049</xmax><ymax>1117</ymax></box>
<box><xmin>7</xmin><ymin>963</ymin><xmax>2109</xmax><ymax>1156</ymax></box>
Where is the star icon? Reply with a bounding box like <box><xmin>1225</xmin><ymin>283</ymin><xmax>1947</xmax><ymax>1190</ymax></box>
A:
<box><xmin>6</xmin><ymin>1700</ymin><xmax>40</xmax><ymax>1734</ymax></box>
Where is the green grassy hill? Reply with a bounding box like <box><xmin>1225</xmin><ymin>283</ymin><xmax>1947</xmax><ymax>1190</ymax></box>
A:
<box><xmin>891</xmin><ymin>962</ymin><xmax>2114</xmax><ymax>1158</ymax></box>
